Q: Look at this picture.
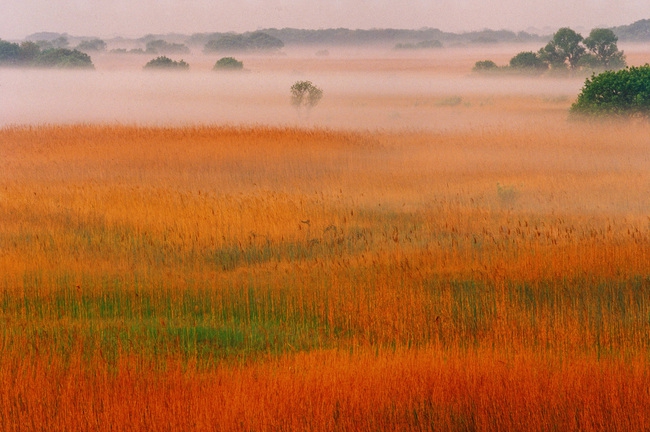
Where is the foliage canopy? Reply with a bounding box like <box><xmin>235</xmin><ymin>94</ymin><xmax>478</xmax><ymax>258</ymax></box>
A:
<box><xmin>570</xmin><ymin>65</ymin><xmax>650</xmax><ymax>118</ymax></box>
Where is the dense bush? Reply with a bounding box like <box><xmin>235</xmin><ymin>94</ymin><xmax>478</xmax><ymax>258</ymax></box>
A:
<box><xmin>143</xmin><ymin>56</ymin><xmax>189</xmax><ymax>70</ymax></box>
<box><xmin>213</xmin><ymin>57</ymin><xmax>243</xmax><ymax>71</ymax></box>
<box><xmin>570</xmin><ymin>65</ymin><xmax>650</xmax><ymax>118</ymax></box>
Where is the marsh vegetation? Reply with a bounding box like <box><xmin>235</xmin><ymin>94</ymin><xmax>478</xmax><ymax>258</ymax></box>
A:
<box><xmin>1</xmin><ymin>39</ymin><xmax>650</xmax><ymax>431</ymax></box>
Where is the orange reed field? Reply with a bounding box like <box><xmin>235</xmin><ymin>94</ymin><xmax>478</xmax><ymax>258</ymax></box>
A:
<box><xmin>1</xmin><ymin>116</ymin><xmax>650</xmax><ymax>430</ymax></box>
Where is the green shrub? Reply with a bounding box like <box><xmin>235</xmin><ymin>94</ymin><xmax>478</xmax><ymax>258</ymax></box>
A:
<box><xmin>570</xmin><ymin>65</ymin><xmax>650</xmax><ymax>118</ymax></box>
<box><xmin>213</xmin><ymin>57</ymin><xmax>243</xmax><ymax>71</ymax></box>
<box><xmin>143</xmin><ymin>56</ymin><xmax>189</xmax><ymax>70</ymax></box>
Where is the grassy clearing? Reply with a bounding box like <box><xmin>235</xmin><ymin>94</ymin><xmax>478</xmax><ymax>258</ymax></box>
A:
<box><xmin>1</xmin><ymin>123</ymin><xmax>650</xmax><ymax>430</ymax></box>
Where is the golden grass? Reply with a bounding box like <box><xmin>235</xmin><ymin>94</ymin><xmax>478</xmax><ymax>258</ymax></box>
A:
<box><xmin>3</xmin><ymin>348</ymin><xmax>650</xmax><ymax>431</ymax></box>
<box><xmin>1</xmin><ymin>120</ymin><xmax>650</xmax><ymax>430</ymax></box>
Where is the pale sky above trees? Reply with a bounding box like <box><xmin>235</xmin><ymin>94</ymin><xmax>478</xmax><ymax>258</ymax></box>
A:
<box><xmin>1</xmin><ymin>0</ymin><xmax>648</xmax><ymax>39</ymax></box>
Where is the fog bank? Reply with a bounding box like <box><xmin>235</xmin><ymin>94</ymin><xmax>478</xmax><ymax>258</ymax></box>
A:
<box><xmin>1</xmin><ymin>50</ymin><xmax>587</xmax><ymax>131</ymax></box>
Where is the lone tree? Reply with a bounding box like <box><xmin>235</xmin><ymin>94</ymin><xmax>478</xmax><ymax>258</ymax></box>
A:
<box><xmin>582</xmin><ymin>28</ymin><xmax>626</xmax><ymax>70</ymax></box>
<box><xmin>291</xmin><ymin>80</ymin><xmax>323</xmax><ymax>110</ymax></box>
<box><xmin>539</xmin><ymin>27</ymin><xmax>586</xmax><ymax>71</ymax></box>
<box><xmin>570</xmin><ymin>65</ymin><xmax>650</xmax><ymax>118</ymax></box>
<box><xmin>213</xmin><ymin>57</ymin><xmax>243</xmax><ymax>71</ymax></box>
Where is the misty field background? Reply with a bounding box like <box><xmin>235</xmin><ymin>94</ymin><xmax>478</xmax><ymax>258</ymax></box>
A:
<box><xmin>1</xmin><ymin>45</ymin><xmax>650</xmax><ymax>430</ymax></box>
<box><xmin>1</xmin><ymin>46</ymin><xmax>591</xmax><ymax>129</ymax></box>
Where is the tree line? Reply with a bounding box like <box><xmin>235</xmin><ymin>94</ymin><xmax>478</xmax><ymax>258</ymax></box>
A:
<box><xmin>474</xmin><ymin>27</ymin><xmax>626</xmax><ymax>75</ymax></box>
<box><xmin>0</xmin><ymin>38</ymin><xmax>93</xmax><ymax>68</ymax></box>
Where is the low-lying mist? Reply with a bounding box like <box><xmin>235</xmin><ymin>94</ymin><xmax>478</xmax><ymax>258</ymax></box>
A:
<box><xmin>1</xmin><ymin>48</ymin><xmax>587</xmax><ymax>130</ymax></box>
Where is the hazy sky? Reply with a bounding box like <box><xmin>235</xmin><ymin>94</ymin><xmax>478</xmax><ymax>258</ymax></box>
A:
<box><xmin>2</xmin><ymin>0</ymin><xmax>648</xmax><ymax>40</ymax></box>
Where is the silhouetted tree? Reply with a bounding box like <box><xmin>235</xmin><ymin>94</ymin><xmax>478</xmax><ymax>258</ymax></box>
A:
<box><xmin>291</xmin><ymin>81</ymin><xmax>323</xmax><ymax>119</ymax></box>
<box><xmin>583</xmin><ymin>28</ymin><xmax>626</xmax><ymax>70</ymax></box>
<box><xmin>539</xmin><ymin>28</ymin><xmax>585</xmax><ymax>70</ymax></box>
